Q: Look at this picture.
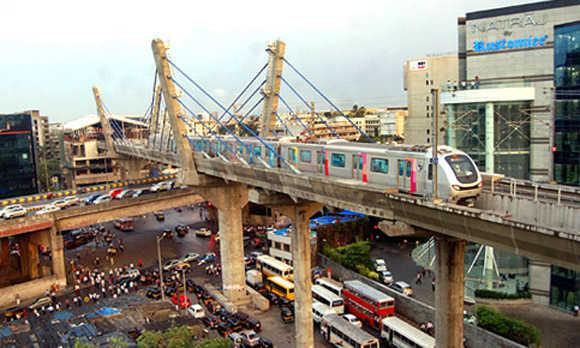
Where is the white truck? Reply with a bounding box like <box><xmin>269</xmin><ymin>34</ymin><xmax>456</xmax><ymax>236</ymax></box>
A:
<box><xmin>246</xmin><ymin>269</ymin><xmax>263</xmax><ymax>288</ymax></box>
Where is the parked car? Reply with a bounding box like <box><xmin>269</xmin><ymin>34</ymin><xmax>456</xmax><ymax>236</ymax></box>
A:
<box><xmin>84</xmin><ymin>194</ymin><xmax>101</xmax><ymax>205</ymax></box>
<box><xmin>342</xmin><ymin>314</ymin><xmax>362</xmax><ymax>328</ymax></box>
<box><xmin>373</xmin><ymin>258</ymin><xmax>387</xmax><ymax>272</ymax></box>
<box><xmin>93</xmin><ymin>194</ymin><xmax>112</xmax><ymax>205</ymax></box>
<box><xmin>145</xmin><ymin>287</ymin><xmax>162</xmax><ymax>300</ymax></box>
<box><xmin>244</xmin><ymin>317</ymin><xmax>262</xmax><ymax>332</ymax></box>
<box><xmin>201</xmin><ymin>313</ymin><xmax>219</xmax><ymax>329</ymax></box>
<box><xmin>258</xmin><ymin>336</ymin><xmax>274</xmax><ymax>348</ymax></box>
<box><xmin>131</xmin><ymin>189</ymin><xmax>144</xmax><ymax>198</ymax></box>
<box><xmin>179</xmin><ymin>252</ymin><xmax>200</xmax><ymax>264</ymax></box>
<box><xmin>390</xmin><ymin>281</ymin><xmax>414</xmax><ymax>296</ymax></box>
<box><xmin>4</xmin><ymin>306</ymin><xmax>26</xmax><ymax>321</ymax></box>
<box><xmin>280</xmin><ymin>307</ymin><xmax>294</xmax><ymax>323</ymax></box>
<box><xmin>163</xmin><ymin>259</ymin><xmax>180</xmax><ymax>271</ymax></box>
<box><xmin>228</xmin><ymin>332</ymin><xmax>245</xmax><ymax>347</ymax></box>
<box><xmin>379</xmin><ymin>270</ymin><xmax>394</xmax><ymax>284</ymax></box>
<box><xmin>114</xmin><ymin>218</ymin><xmax>134</xmax><ymax>232</ymax></box>
<box><xmin>1</xmin><ymin>204</ymin><xmax>27</xmax><ymax>219</ymax></box>
<box><xmin>109</xmin><ymin>188</ymin><xmax>124</xmax><ymax>198</ymax></box>
<box><xmin>187</xmin><ymin>304</ymin><xmax>205</xmax><ymax>318</ymax></box>
<box><xmin>115</xmin><ymin>189</ymin><xmax>134</xmax><ymax>199</ymax></box>
<box><xmin>195</xmin><ymin>228</ymin><xmax>211</xmax><ymax>237</ymax></box>
<box><xmin>63</xmin><ymin>196</ymin><xmax>80</xmax><ymax>206</ymax></box>
<box><xmin>120</xmin><ymin>268</ymin><xmax>141</xmax><ymax>280</ymax></box>
<box><xmin>175</xmin><ymin>224</ymin><xmax>189</xmax><ymax>237</ymax></box>
<box><xmin>174</xmin><ymin>262</ymin><xmax>191</xmax><ymax>272</ymax></box>
<box><xmin>154</xmin><ymin>211</ymin><xmax>165</xmax><ymax>221</ymax></box>
<box><xmin>198</xmin><ymin>252</ymin><xmax>216</xmax><ymax>265</ymax></box>
<box><xmin>35</xmin><ymin>204</ymin><xmax>60</xmax><ymax>215</ymax></box>
<box><xmin>171</xmin><ymin>293</ymin><xmax>192</xmax><ymax>309</ymax></box>
<box><xmin>52</xmin><ymin>199</ymin><xmax>68</xmax><ymax>209</ymax></box>
<box><xmin>28</xmin><ymin>296</ymin><xmax>52</xmax><ymax>310</ymax></box>
<box><xmin>240</xmin><ymin>330</ymin><xmax>260</xmax><ymax>347</ymax></box>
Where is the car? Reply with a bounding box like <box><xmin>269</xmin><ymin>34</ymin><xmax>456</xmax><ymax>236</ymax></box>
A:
<box><xmin>249</xmin><ymin>251</ymin><xmax>263</xmax><ymax>258</ymax></box>
<box><xmin>63</xmin><ymin>196</ymin><xmax>80</xmax><ymax>206</ymax></box>
<box><xmin>115</xmin><ymin>189</ymin><xmax>134</xmax><ymax>199</ymax></box>
<box><xmin>131</xmin><ymin>189</ymin><xmax>144</xmax><ymax>198</ymax></box>
<box><xmin>258</xmin><ymin>336</ymin><xmax>274</xmax><ymax>348</ymax></box>
<box><xmin>390</xmin><ymin>281</ymin><xmax>414</xmax><ymax>296</ymax></box>
<box><xmin>187</xmin><ymin>304</ymin><xmax>205</xmax><ymax>318</ymax></box>
<box><xmin>154</xmin><ymin>211</ymin><xmax>165</xmax><ymax>221</ymax></box>
<box><xmin>195</xmin><ymin>228</ymin><xmax>211</xmax><ymax>237</ymax></box>
<box><xmin>342</xmin><ymin>313</ymin><xmax>362</xmax><ymax>328</ymax></box>
<box><xmin>93</xmin><ymin>194</ymin><xmax>112</xmax><ymax>205</ymax></box>
<box><xmin>1</xmin><ymin>204</ymin><xmax>27</xmax><ymax>219</ymax></box>
<box><xmin>114</xmin><ymin>218</ymin><xmax>135</xmax><ymax>231</ymax></box>
<box><xmin>171</xmin><ymin>293</ymin><xmax>192</xmax><ymax>309</ymax></box>
<box><xmin>217</xmin><ymin>322</ymin><xmax>233</xmax><ymax>337</ymax></box>
<box><xmin>379</xmin><ymin>270</ymin><xmax>394</xmax><ymax>284</ymax></box>
<box><xmin>198</xmin><ymin>252</ymin><xmax>216</xmax><ymax>264</ymax></box>
<box><xmin>175</xmin><ymin>224</ymin><xmax>189</xmax><ymax>237</ymax></box>
<box><xmin>278</xmin><ymin>297</ymin><xmax>294</xmax><ymax>310</ymax></box>
<box><xmin>52</xmin><ymin>199</ymin><xmax>68</xmax><ymax>209</ymax></box>
<box><xmin>201</xmin><ymin>313</ymin><xmax>220</xmax><ymax>329</ymax></box>
<box><xmin>240</xmin><ymin>330</ymin><xmax>260</xmax><ymax>347</ymax></box>
<box><xmin>28</xmin><ymin>296</ymin><xmax>52</xmax><ymax>310</ymax></box>
<box><xmin>180</xmin><ymin>252</ymin><xmax>200</xmax><ymax>264</ymax></box>
<box><xmin>84</xmin><ymin>194</ymin><xmax>101</xmax><ymax>205</ymax></box>
<box><xmin>174</xmin><ymin>262</ymin><xmax>191</xmax><ymax>272</ymax></box>
<box><xmin>164</xmin><ymin>286</ymin><xmax>177</xmax><ymax>297</ymax></box>
<box><xmin>373</xmin><ymin>258</ymin><xmax>387</xmax><ymax>272</ymax></box>
<box><xmin>145</xmin><ymin>287</ymin><xmax>162</xmax><ymax>300</ymax></box>
<box><xmin>162</xmin><ymin>228</ymin><xmax>173</xmax><ymax>238</ymax></box>
<box><xmin>109</xmin><ymin>188</ymin><xmax>124</xmax><ymax>198</ymax></box>
<box><xmin>464</xmin><ymin>310</ymin><xmax>477</xmax><ymax>325</ymax></box>
<box><xmin>4</xmin><ymin>306</ymin><xmax>26</xmax><ymax>321</ymax></box>
<box><xmin>244</xmin><ymin>317</ymin><xmax>262</xmax><ymax>332</ymax></box>
<box><xmin>280</xmin><ymin>307</ymin><xmax>294</xmax><ymax>323</ymax></box>
<box><xmin>120</xmin><ymin>268</ymin><xmax>141</xmax><ymax>280</ymax></box>
<box><xmin>228</xmin><ymin>332</ymin><xmax>245</xmax><ymax>347</ymax></box>
<box><xmin>35</xmin><ymin>204</ymin><xmax>61</xmax><ymax>215</ymax></box>
<box><xmin>265</xmin><ymin>292</ymin><xmax>279</xmax><ymax>305</ymax></box>
<box><xmin>163</xmin><ymin>259</ymin><xmax>180</xmax><ymax>271</ymax></box>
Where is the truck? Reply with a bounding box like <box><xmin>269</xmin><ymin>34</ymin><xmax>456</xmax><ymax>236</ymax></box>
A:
<box><xmin>246</xmin><ymin>269</ymin><xmax>263</xmax><ymax>288</ymax></box>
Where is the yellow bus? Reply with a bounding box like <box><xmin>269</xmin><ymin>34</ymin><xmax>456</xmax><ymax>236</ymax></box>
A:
<box><xmin>256</xmin><ymin>255</ymin><xmax>294</xmax><ymax>280</ymax></box>
<box><xmin>265</xmin><ymin>276</ymin><xmax>295</xmax><ymax>301</ymax></box>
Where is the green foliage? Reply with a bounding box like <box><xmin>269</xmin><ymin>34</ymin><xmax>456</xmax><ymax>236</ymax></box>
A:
<box><xmin>474</xmin><ymin>289</ymin><xmax>531</xmax><ymax>299</ymax></box>
<box><xmin>475</xmin><ymin>305</ymin><xmax>540</xmax><ymax>346</ymax></box>
<box><xmin>137</xmin><ymin>325</ymin><xmax>224</xmax><ymax>348</ymax></box>
<box><xmin>367</xmin><ymin>271</ymin><xmax>379</xmax><ymax>281</ymax></box>
<box><xmin>109</xmin><ymin>336</ymin><xmax>129</xmax><ymax>348</ymax></box>
<box><xmin>73</xmin><ymin>339</ymin><xmax>97</xmax><ymax>348</ymax></box>
<box><xmin>322</xmin><ymin>241</ymin><xmax>372</xmax><ymax>271</ymax></box>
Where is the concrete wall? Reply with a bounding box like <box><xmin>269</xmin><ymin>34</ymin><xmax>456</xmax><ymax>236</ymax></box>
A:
<box><xmin>0</xmin><ymin>275</ymin><xmax>66</xmax><ymax>308</ymax></box>
<box><xmin>318</xmin><ymin>254</ymin><xmax>525</xmax><ymax>348</ymax></box>
<box><xmin>476</xmin><ymin>192</ymin><xmax>579</xmax><ymax>231</ymax></box>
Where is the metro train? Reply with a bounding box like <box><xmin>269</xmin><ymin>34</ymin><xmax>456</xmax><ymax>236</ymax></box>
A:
<box><xmin>190</xmin><ymin>136</ymin><xmax>482</xmax><ymax>205</ymax></box>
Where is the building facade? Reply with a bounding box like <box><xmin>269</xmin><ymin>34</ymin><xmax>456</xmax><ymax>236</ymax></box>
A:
<box><xmin>443</xmin><ymin>0</ymin><xmax>580</xmax><ymax>183</ymax></box>
<box><xmin>0</xmin><ymin>113</ymin><xmax>39</xmax><ymax>199</ymax></box>
<box><xmin>403</xmin><ymin>54</ymin><xmax>458</xmax><ymax>145</ymax></box>
<box><xmin>378</xmin><ymin>107</ymin><xmax>408</xmax><ymax>142</ymax></box>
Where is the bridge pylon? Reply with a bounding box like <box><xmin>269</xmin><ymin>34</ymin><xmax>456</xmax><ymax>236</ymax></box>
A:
<box><xmin>151</xmin><ymin>39</ymin><xmax>200</xmax><ymax>186</ymax></box>
<box><xmin>260</xmin><ymin>40</ymin><xmax>286</xmax><ymax>138</ymax></box>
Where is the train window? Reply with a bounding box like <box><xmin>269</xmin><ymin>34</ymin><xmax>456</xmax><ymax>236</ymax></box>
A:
<box><xmin>254</xmin><ymin>146</ymin><xmax>262</xmax><ymax>157</ymax></box>
<box><xmin>398</xmin><ymin>160</ymin><xmax>404</xmax><ymax>176</ymax></box>
<box><xmin>317</xmin><ymin>151</ymin><xmax>324</xmax><ymax>164</ymax></box>
<box><xmin>288</xmin><ymin>148</ymin><xmax>297</xmax><ymax>162</ymax></box>
<box><xmin>331</xmin><ymin>153</ymin><xmax>346</xmax><ymax>168</ymax></box>
<box><xmin>370</xmin><ymin>158</ymin><xmax>389</xmax><ymax>174</ymax></box>
<box><xmin>406</xmin><ymin>161</ymin><xmax>412</xmax><ymax>177</ymax></box>
<box><xmin>300</xmin><ymin>150</ymin><xmax>312</xmax><ymax>163</ymax></box>
<box><xmin>428</xmin><ymin>163</ymin><xmax>433</xmax><ymax>180</ymax></box>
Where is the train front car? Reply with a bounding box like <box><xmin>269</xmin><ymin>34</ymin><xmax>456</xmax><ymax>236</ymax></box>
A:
<box><xmin>437</xmin><ymin>150</ymin><xmax>482</xmax><ymax>206</ymax></box>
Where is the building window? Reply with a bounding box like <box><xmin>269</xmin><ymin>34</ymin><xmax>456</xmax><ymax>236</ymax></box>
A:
<box><xmin>370</xmin><ymin>158</ymin><xmax>389</xmax><ymax>174</ymax></box>
<box><xmin>300</xmin><ymin>150</ymin><xmax>312</xmax><ymax>163</ymax></box>
<box><xmin>331</xmin><ymin>153</ymin><xmax>345</xmax><ymax>168</ymax></box>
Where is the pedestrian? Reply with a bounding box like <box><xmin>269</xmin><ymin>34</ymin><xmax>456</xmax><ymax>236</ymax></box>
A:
<box><xmin>138</xmin><ymin>259</ymin><xmax>143</xmax><ymax>268</ymax></box>
<box><xmin>65</xmin><ymin>298</ymin><xmax>70</xmax><ymax>309</ymax></box>
<box><xmin>431</xmin><ymin>278</ymin><xmax>436</xmax><ymax>292</ymax></box>
<box><xmin>416</xmin><ymin>272</ymin><xmax>422</xmax><ymax>285</ymax></box>
<box><xmin>15</xmin><ymin>294</ymin><xmax>20</xmax><ymax>306</ymax></box>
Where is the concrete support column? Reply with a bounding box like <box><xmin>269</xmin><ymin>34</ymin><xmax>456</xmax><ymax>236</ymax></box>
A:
<box><xmin>50</xmin><ymin>226</ymin><xmax>67</xmax><ymax>284</ymax></box>
<box><xmin>528</xmin><ymin>260</ymin><xmax>551</xmax><ymax>305</ymax></box>
<box><xmin>276</xmin><ymin>202</ymin><xmax>322</xmax><ymax>348</ymax></box>
<box><xmin>122</xmin><ymin>159</ymin><xmax>145</xmax><ymax>181</ymax></box>
<box><xmin>446</xmin><ymin>105</ymin><xmax>456</xmax><ymax>148</ymax></box>
<box><xmin>20</xmin><ymin>233</ymin><xmax>41</xmax><ymax>280</ymax></box>
<box><xmin>0</xmin><ymin>238</ymin><xmax>10</xmax><ymax>266</ymax></box>
<box><xmin>485</xmin><ymin>102</ymin><xmax>494</xmax><ymax>173</ymax></box>
<box><xmin>207</xmin><ymin>185</ymin><xmax>249</xmax><ymax>304</ymax></box>
<box><xmin>435</xmin><ymin>236</ymin><xmax>465</xmax><ymax>348</ymax></box>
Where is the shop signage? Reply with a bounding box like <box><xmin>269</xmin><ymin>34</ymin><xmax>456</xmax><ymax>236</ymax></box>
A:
<box><xmin>469</xmin><ymin>13</ymin><xmax>546</xmax><ymax>33</ymax></box>
<box><xmin>473</xmin><ymin>34</ymin><xmax>548</xmax><ymax>53</ymax></box>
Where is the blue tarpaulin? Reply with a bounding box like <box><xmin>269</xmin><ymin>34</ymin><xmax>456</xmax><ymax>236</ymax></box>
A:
<box><xmin>274</xmin><ymin>211</ymin><xmax>365</xmax><ymax>236</ymax></box>
<box><xmin>53</xmin><ymin>311</ymin><xmax>73</xmax><ymax>321</ymax></box>
<box><xmin>95</xmin><ymin>307</ymin><xmax>121</xmax><ymax>317</ymax></box>
<box><xmin>0</xmin><ymin>326</ymin><xmax>13</xmax><ymax>338</ymax></box>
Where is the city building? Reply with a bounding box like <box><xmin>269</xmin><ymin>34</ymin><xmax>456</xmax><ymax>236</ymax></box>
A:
<box><xmin>47</xmin><ymin>123</ymin><xmax>65</xmax><ymax>162</ymax></box>
<box><xmin>443</xmin><ymin>0</ymin><xmax>580</xmax><ymax>183</ymax></box>
<box><xmin>364</xmin><ymin>114</ymin><xmax>380</xmax><ymax>137</ymax></box>
<box><xmin>64</xmin><ymin>115</ymin><xmax>147</xmax><ymax>187</ymax></box>
<box><xmin>267</xmin><ymin>227</ymin><xmax>317</xmax><ymax>266</ymax></box>
<box><xmin>403</xmin><ymin>54</ymin><xmax>458</xmax><ymax>145</ymax></box>
<box><xmin>31</xmin><ymin>111</ymin><xmax>49</xmax><ymax>149</ymax></box>
<box><xmin>0</xmin><ymin>112</ymin><xmax>39</xmax><ymax>199</ymax></box>
<box><xmin>378</xmin><ymin>107</ymin><xmax>408</xmax><ymax>142</ymax></box>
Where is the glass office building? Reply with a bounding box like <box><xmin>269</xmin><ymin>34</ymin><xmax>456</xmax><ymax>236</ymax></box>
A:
<box><xmin>554</xmin><ymin>22</ymin><xmax>580</xmax><ymax>186</ymax></box>
<box><xmin>0</xmin><ymin>113</ymin><xmax>39</xmax><ymax>199</ymax></box>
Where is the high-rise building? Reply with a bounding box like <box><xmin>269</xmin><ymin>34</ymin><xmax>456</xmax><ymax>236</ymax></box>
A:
<box><xmin>403</xmin><ymin>55</ymin><xmax>458</xmax><ymax>145</ymax></box>
<box><xmin>0</xmin><ymin>112</ymin><xmax>39</xmax><ymax>199</ymax></box>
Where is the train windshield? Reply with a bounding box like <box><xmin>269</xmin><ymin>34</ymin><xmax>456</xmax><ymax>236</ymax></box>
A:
<box><xmin>445</xmin><ymin>154</ymin><xmax>478</xmax><ymax>184</ymax></box>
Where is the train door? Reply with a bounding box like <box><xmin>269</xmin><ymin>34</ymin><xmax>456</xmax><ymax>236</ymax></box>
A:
<box><xmin>316</xmin><ymin>150</ymin><xmax>324</xmax><ymax>174</ymax></box>
<box><xmin>398</xmin><ymin>158</ymin><xmax>417</xmax><ymax>193</ymax></box>
<box><xmin>351</xmin><ymin>153</ymin><xmax>368</xmax><ymax>183</ymax></box>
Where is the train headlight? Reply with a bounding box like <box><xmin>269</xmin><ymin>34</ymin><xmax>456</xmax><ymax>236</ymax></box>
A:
<box><xmin>451</xmin><ymin>185</ymin><xmax>461</xmax><ymax>191</ymax></box>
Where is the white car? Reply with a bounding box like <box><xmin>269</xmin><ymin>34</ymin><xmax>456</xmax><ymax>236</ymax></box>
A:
<box><xmin>28</xmin><ymin>296</ymin><xmax>52</xmax><ymax>310</ymax></box>
<box><xmin>240</xmin><ymin>330</ymin><xmax>260</xmax><ymax>347</ymax></box>
<box><xmin>52</xmin><ymin>199</ymin><xmax>68</xmax><ymax>209</ymax></box>
<box><xmin>1</xmin><ymin>204</ymin><xmax>27</xmax><ymax>219</ymax></box>
<box><xmin>187</xmin><ymin>304</ymin><xmax>205</xmax><ymax>318</ymax></box>
<box><xmin>93</xmin><ymin>195</ymin><xmax>112</xmax><ymax>205</ymax></box>
<box><xmin>163</xmin><ymin>259</ymin><xmax>180</xmax><ymax>271</ymax></box>
<box><xmin>195</xmin><ymin>228</ymin><xmax>211</xmax><ymax>237</ymax></box>
<box><xmin>180</xmin><ymin>252</ymin><xmax>200</xmax><ymax>264</ymax></box>
<box><xmin>342</xmin><ymin>314</ymin><xmax>362</xmax><ymax>328</ymax></box>
<box><xmin>379</xmin><ymin>271</ymin><xmax>394</xmax><ymax>284</ymax></box>
<box><xmin>116</xmin><ymin>189</ymin><xmax>134</xmax><ymax>199</ymax></box>
<box><xmin>120</xmin><ymin>268</ymin><xmax>141</xmax><ymax>280</ymax></box>
<box><xmin>63</xmin><ymin>196</ymin><xmax>80</xmax><ymax>206</ymax></box>
<box><xmin>374</xmin><ymin>258</ymin><xmax>387</xmax><ymax>272</ymax></box>
<box><xmin>35</xmin><ymin>204</ymin><xmax>61</xmax><ymax>216</ymax></box>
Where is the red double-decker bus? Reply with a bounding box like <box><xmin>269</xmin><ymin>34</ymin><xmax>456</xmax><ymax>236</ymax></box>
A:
<box><xmin>342</xmin><ymin>280</ymin><xmax>395</xmax><ymax>329</ymax></box>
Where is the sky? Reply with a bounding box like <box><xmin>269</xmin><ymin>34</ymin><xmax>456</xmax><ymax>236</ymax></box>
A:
<box><xmin>0</xmin><ymin>0</ymin><xmax>531</xmax><ymax>122</ymax></box>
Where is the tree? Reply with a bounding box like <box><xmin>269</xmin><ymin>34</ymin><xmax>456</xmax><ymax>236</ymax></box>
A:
<box><xmin>195</xmin><ymin>337</ymin><xmax>232</xmax><ymax>348</ymax></box>
<box><xmin>137</xmin><ymin>325</ymin><xmax>213</xmax><ymax>348</ymax></box>
<box><xmin>37</xmin><ymin>154</ymin><xmax>62</xmax><ymax>191</ymax></box>
<box><xmin>109</xmin><ymin>336</ymin><xmax>129</xmax><ymax>348</ymax></box>
<box><xmin>73</xmin><ymin>339</ymin><xmax>97</xmax><ymax>348</ymax></box>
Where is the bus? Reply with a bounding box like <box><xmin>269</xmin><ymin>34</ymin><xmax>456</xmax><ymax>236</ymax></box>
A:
<box><xmin>321</xmin><ymin>313</ymin><xmax>380</xmax><ymax>348</ymax></box>
<box><xmin>265</xmin><ymin>276</ymin><xmax>295</xmax><ymax>301</ymax></box>
<box><xmin>256</xmin><ymin>255</ymin><xmax>293</xmax><ymax>280</ymax></box>
<box><xmin>312</xmin><ymin>302</ymin><xmax>334</xmax><ymax>324</ymax></box>
<box><xmin>316</xmin><ymin>277</ymin><xmax>343</xmax><ymax>296</ymax></box>
<box><xmin>342</xmin><ymin>280</ymin><xmax>395</xmax><ymax>329</ymax></box>
<box><xmin>381</xmin><ymin>317</ymin><xmax>435</xmax><ymax>348</ymax></box>
<box><xmin>113</xmin><ymin>218</ymin><xmax>134</xmax><ymax>232</ymax></box>
<box><xmin>313</xmin><ymin>285</ymin><xmax>345</xmax><ymax>314</ymax></box>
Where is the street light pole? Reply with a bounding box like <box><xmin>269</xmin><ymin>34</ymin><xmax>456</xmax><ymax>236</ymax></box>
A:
<box><xmin>156</xmin><ymin>235</ymin><xmax>165</xmax><ymax>301</ymax></box>
<box><xmin>431</xmin><ymin>88</ymin><xmax>440</xmax><ymax>201</ymax></box>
